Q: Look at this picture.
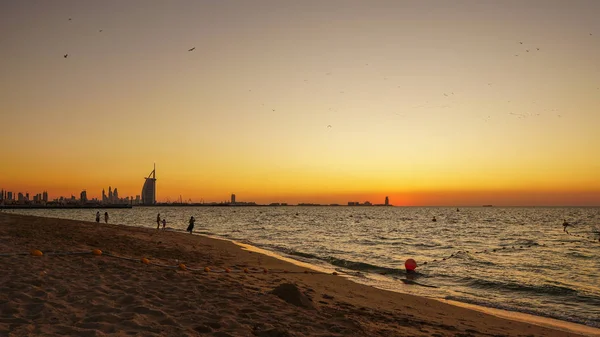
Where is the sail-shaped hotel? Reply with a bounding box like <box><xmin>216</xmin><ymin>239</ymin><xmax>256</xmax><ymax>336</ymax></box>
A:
<box><xmin>141</xmin><ymin>164</ymin><xmax>156</xmax><ymax>205</ymax></box>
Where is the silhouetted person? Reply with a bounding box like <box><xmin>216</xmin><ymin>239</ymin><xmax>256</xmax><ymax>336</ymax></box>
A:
<box><xmin>104</xmin><ymin>212</ymin><xmax>109</xmax><ymax>224</ymax></box>
<box><xmin>95</xmin><ymin>211</ymin><xmax>100</xmax><ymax>223</ymax></box>
<box><xmin>432</xmin><ymin>216</ymin><xmax>437</xmax><ymax>222</ymax></box>
<box><xmin>187</xmin><ymin>216</ymin><xmax>195</xmax><ymax>234</ymax></box>
<box><xmin>162</xmin><ymin>218</ymin><xmax>166</xmax><ymax>229</ymax></box>
<box><xmin>563</xmin><ymin>219</ymin><xmax>573</xmax><ymax>232</ymax></box>
<box><xmin>156</xmin><ymin>213</ymin><xmax>161</xmax><ymax>229</ymax></box>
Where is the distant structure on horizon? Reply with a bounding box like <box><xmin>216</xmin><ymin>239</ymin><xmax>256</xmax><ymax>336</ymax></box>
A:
<box><xmin>385</xmin><ymin>196</ymin><xmax>389</xmax><ymax>206</ymax></box>
<box><xmin>141</xmin><ymin>164</ymin><xmax>156</xmax><ymax>205</ymax></box>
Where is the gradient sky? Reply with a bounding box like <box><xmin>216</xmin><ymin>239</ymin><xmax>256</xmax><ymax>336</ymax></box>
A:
<box><xmin>1</xmin><ymin>1</ymin><xmax>599</xmax><ymax>206</ymax></box>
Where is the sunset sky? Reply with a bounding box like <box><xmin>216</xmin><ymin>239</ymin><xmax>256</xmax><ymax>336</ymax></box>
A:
<box><xmin>1</xmin><ymin>1</ymin><xmax>599</xmax><ymax>206</ymax></box>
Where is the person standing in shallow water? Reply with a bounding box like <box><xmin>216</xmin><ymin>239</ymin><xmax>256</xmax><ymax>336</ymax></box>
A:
<box><xmin>156</xmin><ymin>213</ymin><xmax>161</xmax><ymax>230</ymax></box>
<box><xmin>187</xmin><ymin>216</ymin><xmax>195</xmax><ymax>234</ymax></box>
<box><xmin>104</xmin><ymin>212</ymin><xmax>109</xmax><ymax>224</ymax></box>
<box><xmin>95</xmin><ymin>211</ymin><xmax>100</xmax><ymax>223</ymax></box>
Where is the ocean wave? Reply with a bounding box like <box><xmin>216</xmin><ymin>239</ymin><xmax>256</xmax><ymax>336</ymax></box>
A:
<box><xmin>465</xmin><ymin>278</ymin><xmax>577</xmax><ymax>296</ymax></box>
<box><xmin>284</xmin><ymin>250</ymin><xmax>403</xmax><ymax>275</ymax></box>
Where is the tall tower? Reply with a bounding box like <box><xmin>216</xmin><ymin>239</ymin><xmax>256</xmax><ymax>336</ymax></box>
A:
<box><xmin>141</xmin><ymin>163</ymin><xmax>157</xmax><ymax>205</ymax></box>
<box><xmin>385</xmin><ymin>196</ymin><xmax>389</xmax><ymax>206</ymax></box>
<box><xmin>231</xmin><ymin>194</ymin><xmax>236</xmax><ymax>204</ymax></box>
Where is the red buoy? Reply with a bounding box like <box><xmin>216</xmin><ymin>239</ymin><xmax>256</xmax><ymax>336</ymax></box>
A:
<box><xmin>405</xmin><ymin>259</ymin><xmax>417</xmax><ymax>271</ymax></box>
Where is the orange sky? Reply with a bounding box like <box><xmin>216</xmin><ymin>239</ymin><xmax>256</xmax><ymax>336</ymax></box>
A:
<box><xmin>1</xmin><ymin>1</ymin><xmax>599</xmax><ymax>206</ymax></box>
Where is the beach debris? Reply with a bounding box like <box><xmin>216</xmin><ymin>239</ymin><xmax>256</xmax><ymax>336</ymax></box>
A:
<box><xmin>270</xmin><ymin>283</ymin><xmax>314</xmax><ymax>309</ymax></box>
<box><xmin>141</xmin><ymin>258</ymin><xmax>150</xmax><ymax>264</ymax></box>
<box><xmin>30</xmin><ymin>249</ymin><xmax>43</xmax><ymax>256</ymax></box>
<box><xmin>405</xmin><ymin>258</ymin><xmax>417</xmax><ymax>272</ymax></box>
<box><xmin>178</xmin><ymin>263</ymin><xmax>186</xmax><ymax>271</ymax></box>
<box><xmin>204</xmin><ymin>266</ymin><xmax>211</xmax><ymax>272</ymax></box>
<box><xmin>92</xmin><ymin>249</ymin><xmax>102</xmax><ymax>256</ymax></box>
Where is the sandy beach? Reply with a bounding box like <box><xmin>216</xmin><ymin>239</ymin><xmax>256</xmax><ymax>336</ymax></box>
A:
<box><xmin>0</xmin><ymin>213</ymin><xmax>595</xmax><ymax>337</ymax></box>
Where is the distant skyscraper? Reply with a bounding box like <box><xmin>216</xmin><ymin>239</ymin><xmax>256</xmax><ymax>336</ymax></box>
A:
<box><xmin>42</xmin><ymin>191</ymin><xmax>48</xmax><ymax>202</ymax></box>
<box><xmin>385</xmin><ymin>196</ymin><xmax>389</xmax><ymax>206</ymax></box>
<box><xmin>102</xmin><ymin>189</ymin><xmax>107</xmax><ymax>203</ymax></box>
<box><xmin>141</xmin><ymin>164</ymin><xmax>157</xmax><ymax>205</ymax></box>
<box><xmin>80</xmin><ymin>190</ymin><xmax>87</xmax><ymax>203</ymax></box>
<box><xmin>7</xmin><ymin>192</ymin><xmax>13</xmax><ymax>200</ymax></box>
<box><xmin>108</xmin><ymin>186</ymin><xmax>113</xmax><ymax>203</ymax></box>
<box><xmin>231</xmin><ymin>194</ymin><xmax>236</xmax><ymax>204</ymax></box>
<box><xmin>113</xmin><ymin>188</ymin><xmax>119</xmax><ymax>203</ymax></box>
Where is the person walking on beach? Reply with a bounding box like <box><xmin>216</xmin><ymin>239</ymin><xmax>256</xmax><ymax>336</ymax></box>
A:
<box><xmin>95</xmin><ymin>211</ymin><xmax>100</xmax><ymax>223</ymax></box>
<box><xmin>563</xmin><ymin>219</ymin><xmax>573</xmax><ymax>232</ymax></box>
<box><xmin>162</xmin><ymin>218</ymin><xmax>166</xmax><ymax>230</ymax></box>
<box><xmin>104</xmin><ymin>212</ymin><xmax>109</xmax><ymax>224</ymax></box>
<box><xmin>187</xmin><ymin>216</ymin><xmax>195</xmax><ymax>234</ymax></box>
<box><xmin>156</xmin><ymin>213</ymin><xmax>161</xmax><ymax>230</ymax></box>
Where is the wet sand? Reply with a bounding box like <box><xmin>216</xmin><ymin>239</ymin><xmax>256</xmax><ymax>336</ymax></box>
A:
<box><xmin>0</xmin><ymin>213</ymin><xmax>595</xmax><ymax>336</ymax></box>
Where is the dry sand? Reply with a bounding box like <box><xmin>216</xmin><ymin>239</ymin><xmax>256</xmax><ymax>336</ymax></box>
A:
<box><xmin>0</xmin><ymin>212</ymin><xmax>595</xmax><ymax>336</ymax></box>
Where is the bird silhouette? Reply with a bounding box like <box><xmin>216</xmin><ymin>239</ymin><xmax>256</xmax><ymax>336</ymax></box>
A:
<box><xmin>64</xmin><ymin>54</ymin><xmax>68</xmax><ymax>58</ymax></box>
<box><xmin>68</xmin><ymin>18</ymin><xmax>72</xmax><ymax>21</ymax></box>
<box><xmin>327</xmin><ymin>125</ymin><xmax>332</xmax><ymax>128</ymax></box>
<box><xmin>536</xmin><ymin>48</ymin><xmax>540</xmax><ymax>50</ymax></box>
<box><xmin>99</xmin><ymin>29</ymin><xmax>103</xmax><ymax>32</ymax></box>
<box><xmin>519</xmin><ymin>41</ymin><xmax>523</xmax><ymax>44</ymax></box>
<box><xmin>188</xmin><ymin>47</ymin><xmax>195</xmax><ymax>52</ymax></box>
<box><xmin>526</xmin><ymin>49</ymin><xmax>529</xmax><ymax>52</ymax></box>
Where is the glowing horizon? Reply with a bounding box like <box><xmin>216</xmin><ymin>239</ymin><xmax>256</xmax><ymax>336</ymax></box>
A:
<box><xmin>1</xmin><ymin>1</ymin><xmax>599</xmax><ymax>206</ymax></box>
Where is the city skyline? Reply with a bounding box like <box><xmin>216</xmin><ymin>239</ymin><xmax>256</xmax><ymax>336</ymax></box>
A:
<box><xmin>1</xmin><ymin>1</ymin><xmax>599</xmax><ymax>206</ymax></box>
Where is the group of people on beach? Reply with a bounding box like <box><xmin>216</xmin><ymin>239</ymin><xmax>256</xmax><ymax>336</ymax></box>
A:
<box><xmin>156</xmin><ymin>213</ymin><xmax>195</xmax><ymax>233</ymax></box>
<box><xmin>95</xmin><ymin>211</ymin><xmax>109</xmax><ymax>224</ymax></box>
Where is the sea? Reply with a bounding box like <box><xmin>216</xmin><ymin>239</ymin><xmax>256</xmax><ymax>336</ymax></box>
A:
<box><xmin>5</xmin><ymin>206</ymin><xmax>600</xmax><ymax>329</ymax></box>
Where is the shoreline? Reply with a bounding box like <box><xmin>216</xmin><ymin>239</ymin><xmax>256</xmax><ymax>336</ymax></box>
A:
<box><xmin>1</xmin><ymin>212</ymin><xmax>597</xmax><ymax>336</ymax></box>
<box><xmin>227</xmin><ymin>236</ymin><xmax>599</xmax><ymax>336</ymax></box>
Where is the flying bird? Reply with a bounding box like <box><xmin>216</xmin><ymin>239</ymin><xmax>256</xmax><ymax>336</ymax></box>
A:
<box><xmin>327</xmin><ymin>125</ymin><xmax>332</xmax><ymax>128</ymax></box>
<box><xmin>68</xmin><ymin>18</ymin><xmax>72</xmax><ymax>21</ymax></box>
<box><xmin>188</xmin><ymin>47</ymin><xmax>195</xmax><ymax>52</ymax></box>
<box><xmin>99</xmin><ymin>29</ymin><xmax>103</xmax><ymax>32</ymax></box>
<box><xmin>519</xmin><ymin>41</ymin><xmax>523</xmax><ymax>44</ymax></box>
<box><xmin>526</xmin><ymin>49</ymin><xmax>529</xmax><ymax>52</ymax></box>
<box><xmin>536</xmin><ymin>48</ymin><xmax>540</xmax><ymax>50</ymax></box>
<box><xmin>63</xmin><ymin>54</ymin><xmax>68</xmax><ymax>58</ymax></box>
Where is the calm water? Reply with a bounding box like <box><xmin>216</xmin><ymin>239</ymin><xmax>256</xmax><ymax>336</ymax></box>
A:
<box><xmin>6</xmin><ymin>206</ymin><xmax>600</xmax><ymax>328</ymax></box>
